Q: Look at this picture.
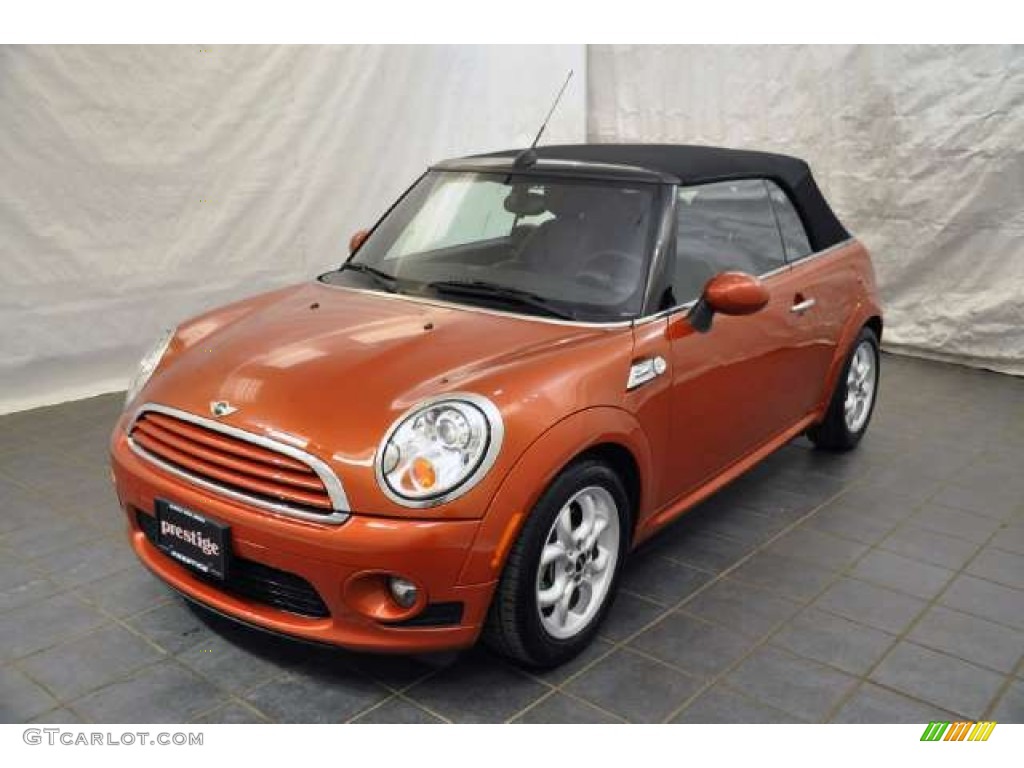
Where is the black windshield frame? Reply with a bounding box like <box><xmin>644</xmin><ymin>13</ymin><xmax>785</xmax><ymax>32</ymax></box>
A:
<box><xmin>321</xmin><ymin>170</ymin><xmax>671</xmax><ymax>324</ymax></box>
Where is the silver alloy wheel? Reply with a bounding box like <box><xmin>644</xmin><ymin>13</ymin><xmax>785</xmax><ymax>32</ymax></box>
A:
<box><xmin>535</xmin><ymin>485</ymin><xmax>620</xmax><ymax>640</ymax></box>
<box><xmin>844</xmin><ymin>340</ymin><xmax>877</xmax><ymax>433</ymax></box>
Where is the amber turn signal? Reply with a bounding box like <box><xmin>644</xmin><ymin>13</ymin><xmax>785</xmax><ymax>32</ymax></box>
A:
<box><xmin>410</xmin><ymin>456</ymin><xmax>437</xmax><ymax>489</ymax></box>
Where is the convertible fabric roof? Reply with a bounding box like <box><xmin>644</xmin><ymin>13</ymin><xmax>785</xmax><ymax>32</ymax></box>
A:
<box><xmin>471</xmin><ymin>144</ymin><xmax>850</xmax><ymax>251</ymax></box>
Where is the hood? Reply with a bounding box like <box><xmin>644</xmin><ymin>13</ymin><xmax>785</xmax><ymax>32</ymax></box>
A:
<box><xmin>135</xmin><ymin>282</ymin><xmax>635</xmax><ymax>514</ymax></box>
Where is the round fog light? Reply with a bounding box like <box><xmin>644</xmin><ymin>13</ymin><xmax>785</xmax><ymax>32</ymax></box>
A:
<box><xmin>388</xmin><ymin>576</ymin><xmax>418</xmax><ymax>609</ymax></box>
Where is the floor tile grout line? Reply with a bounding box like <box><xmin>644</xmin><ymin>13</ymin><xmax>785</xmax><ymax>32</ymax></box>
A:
<box><xmin>500</xmin><ymin>686</ymin><xmax>561</xmax><ymax>723</ymax></box>
<box><xmin>868</xmin><ymin>598</ymin><xmax>1023</xmax><ymax>677</ymax></box>
<box><xmin>388</xmin><ymin>690</ymin><xmax>455</xmax><ymax>723</ymax></box>
<box><xmin>710</xmin><ymin>678</ymin><xmax>812</xmax><ymax>723</ymax></box>
<box><xmin>387</xmin><ymin>666</ymin><xmax>444</xmax><ymax>696</ymax></box>
<box><xmin>517</xmin><ymin>640</ymin><xmax>617</xmax><ymax>690</ymax></box>
<box><xmin>15</xmin><ymin>582</ymin><xmax>254</xmax><ymax>713</ymax></box>
<box><xmin>342</xmin><ymin>692</ymin><xmax>400</xmax><ymax>724</ymax></box>
<box><xmin>6</xmin><ymin>569</ymin><xmax>178</xmax><ymax>667</ymax></box>
<box><xmin>819</xmin><ymin>446</ymin><xmax>1022</xmax><ymax>723</ymax></box>
<box><xmin>615</xmin><ymin>586</ymin><xmax>673</xmax><ymax>609</ymax></box>
<box><xmin>495</xmin><ymin>471</ymin><xmax>878</xmax><ymax>713</ymax></box>
<box><xmin>187</xmin><ymin>693</ymin><xmax>273</xmax><ymax>724</ymax></box>
<box><xmin>0</xmin><ymin>498</ymin><xmax>134</xmax><ymax>569</ymax></box>
<box><xmin>647</xmin><ymin>595</ymin><xmax>998</xmax><ymax>722</ymax></box>
<box><xmin>508</xmin><ymin>642</ymin><xmax>624</xmax><ymax>721</ymax></box>
<box><xmin>0</xmin><ymin>510</ymin><xmax>120</xmax><ymax>559</ymax></box>
<box><xmin>5</xmin><ymin>367</ymin><xmax>1021</xmax><ymax>723</ymax></box>
<box><xmin>544</xmin><ymin>470</ymin><xmax>879</xmax><ymax>722</ymax></box>
<box><xmin>803</xmin><ymin>444</ymin><xmax>1014</xmax><ymax>720</ymax></box>
<box><xmin>554</xmin><ymin>686</ymin><xmax>630</xmax><ymax>723</ymax></box>
<box><xmin>8</xmin><ymin>496</ymin><xmax>1018</xmax><ymax>726</ymax></box>
<box><xmin>505</xmin><ymin>684</ymin><xmax>629</xmax><ymax>724</ymax></box>
<box><xmin>5</xmin><ymin>588</ymin><xmax>172</xmax><ymax>700</ymax></box>
<box><xmin>657</xmin><ymin>462</ymin><xmax>953</xmax><ymax>723</ymax></box>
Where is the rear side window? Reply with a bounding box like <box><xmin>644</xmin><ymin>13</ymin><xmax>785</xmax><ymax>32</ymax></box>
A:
<box><xmin>670</xmin><ymin>179</ymin><xmax>786</xmax><ymax>303</ymax></box>
<box><xmin>767</xmin><ymin>181</ymin><xmax>812</xmax><ymax>261</ymax></box>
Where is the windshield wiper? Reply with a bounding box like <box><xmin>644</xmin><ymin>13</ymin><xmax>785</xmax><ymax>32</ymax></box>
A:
<box><xmin>340</xmin><ymin>262</ymin><xmax>398</xmax><ymax>293</ymax></box>
<box><xmin>426</xmin><ymin>280</ymin><xmax>576</xmax><ymax>320</ymax></box>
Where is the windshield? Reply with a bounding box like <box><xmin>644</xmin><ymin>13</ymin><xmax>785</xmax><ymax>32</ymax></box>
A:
<box><xmin>324</xmin><ymin>171</ymin><xmax>659</xmax><ymax>322</ymax></box>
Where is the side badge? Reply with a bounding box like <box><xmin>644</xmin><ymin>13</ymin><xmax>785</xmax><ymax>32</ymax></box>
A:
<box><xmin>627</xmin><ymin>356</ymin><xmax>667</xmax><ymax>390</ymax></box>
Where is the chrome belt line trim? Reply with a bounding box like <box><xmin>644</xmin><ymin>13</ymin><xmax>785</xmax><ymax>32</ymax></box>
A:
<box><xmin>127</xmin><ymin>402</ymin><xmax>350</xmax><ymax>525</ymax></box>
<box><xmin>319</xmin><ymin>238</ymin><xmax>857</xmax><ymax>330</ymax></box>
<box><xmin>633</xmin><ymin>237</ymin><xmax>857</xmax><ymax>326</ymax></box>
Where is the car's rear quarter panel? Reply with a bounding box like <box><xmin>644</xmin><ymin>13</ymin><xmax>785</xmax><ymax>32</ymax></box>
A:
<box><xmin>805</xmin><ymin>240</ymin><xmax>883</xmax><ymax>410</ymax></box>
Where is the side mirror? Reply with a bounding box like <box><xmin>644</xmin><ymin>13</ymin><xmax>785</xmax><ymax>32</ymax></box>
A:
<box><xmin>689</xmin><ymin>271</ymin><xmax>769</xmax><ymax>333</ymax></box>
<box><xmin>349</xmin><ymin>229</ymin><xmax>369</xmax><ymax>254</ymax></box>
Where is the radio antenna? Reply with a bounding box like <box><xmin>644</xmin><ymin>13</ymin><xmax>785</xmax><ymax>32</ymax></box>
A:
<box><xmin>514</xmin><ymin>69</ymin><xmax>574</xmax><ymax>168</ymax></box>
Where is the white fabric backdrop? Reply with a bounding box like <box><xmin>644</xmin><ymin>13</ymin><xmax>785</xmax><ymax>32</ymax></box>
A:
<box><xmin>0</xmin><ymin>45</ymin><xmax>585</xmax><ymax>413</ymax></box>
<box><xmin>4</xmin><ymin>45</ymin><xmax>1021</xmax><ymax>415</ymax></box>
<box><xmin>589</xmin><ymin>45</ymin><xmax>1024</xmax><ymax>375</ymax></box>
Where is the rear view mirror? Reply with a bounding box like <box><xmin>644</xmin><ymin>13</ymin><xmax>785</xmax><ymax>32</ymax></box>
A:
<box><xmin>349</xmin><ymin>229</ymin><xmax>369</xmax><ymax>254</ymax></box>
<box><xmin>504</xmin><ymin>187</ymin><xmax>547</xmax><ymax>217</ymax></box>
<box><xmin>690</xmin><ymin>271</ymin><xmax>769</xmax><ymax>333</ymax></box>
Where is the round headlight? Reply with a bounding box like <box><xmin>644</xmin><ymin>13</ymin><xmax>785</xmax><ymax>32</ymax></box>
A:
<box><xmin>375</xmin><ymin>394</ymin><xmax>504</xmax><ymax>506</ymax></box>
<box><xmin>124</xmin><ymin>328</ymin><xmax>175</xmax><ymax>408</ymax></box>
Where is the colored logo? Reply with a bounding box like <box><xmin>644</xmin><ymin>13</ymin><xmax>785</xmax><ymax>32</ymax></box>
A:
<box><xmin>920</xmin><ymin>721</ymin><xmax>997</xmax><ymax>742</ymax></box>
<box><xmin>209</xmin><ymin>400</ymin><xmax>238</xmax><ymax>418</ymax></box>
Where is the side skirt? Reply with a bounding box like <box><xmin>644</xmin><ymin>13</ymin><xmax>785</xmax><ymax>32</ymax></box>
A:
<box><xmin>634</xmin><ymin>412</ymin><xmax>819</xmax><ymax>545</ymax></box>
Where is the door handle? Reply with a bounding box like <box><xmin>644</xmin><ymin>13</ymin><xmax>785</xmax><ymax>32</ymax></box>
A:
<box><xmin>791</xmin><ymin>297</ymin><xmax>816</xmax><ymax>314</ymax></box>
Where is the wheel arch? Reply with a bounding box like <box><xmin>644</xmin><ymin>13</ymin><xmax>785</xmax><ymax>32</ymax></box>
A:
<box><xmin>815</xmin><ymin>307</ymin><xmax>884</xmax><ymax>417</ymax></box>
<box><xmin>456</xmin><ymin>407</ymin><xmax>652</xmax><ymax>586</ymax></box>
<box><xmin>864</xmin><ymin>314</ymin><xmax>883</xmax><ymax>342</ymax></box>
<box><xmin>573</xmin><ymin>442</ymin><xmax>641</xmax><ymax>540</ymax></box>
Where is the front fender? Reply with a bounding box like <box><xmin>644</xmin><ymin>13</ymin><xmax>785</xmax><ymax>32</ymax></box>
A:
<box><xmin>456</xmin><ymin>406</ymin><xmax>652</xmax><ymax>586</ymax></box>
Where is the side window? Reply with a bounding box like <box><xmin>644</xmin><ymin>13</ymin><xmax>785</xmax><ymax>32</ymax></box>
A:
<box><xmin>766</xmin><ymin>181</ymin><xmax>812</xmax><ymax>261</ymax></box>
<box><xmin>670</xmin><ymin>179</ymin><xmax>786</xmax><ymax>303</ymax></box>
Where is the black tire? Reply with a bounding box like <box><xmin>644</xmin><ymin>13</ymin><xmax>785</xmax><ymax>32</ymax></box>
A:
<box><xmin>808</xmin><ymin>326</ymin><xmax>880</xmax><ymax>452</ymax></box>
<box><xmin>483</xmin><ymin>458</ymin><xmax>630</xmax><ymax>669</ymax></box>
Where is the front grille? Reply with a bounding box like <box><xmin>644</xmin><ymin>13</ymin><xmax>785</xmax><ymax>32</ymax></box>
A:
<box><xmin>128</xmin><ymin>407</ymin><xmax>340</xmax><ymax>519</ymax></box>
<box><xmin>137</xmin><ymin>510</ymin><xmax>330</xmax><ymax>618</ymax></box>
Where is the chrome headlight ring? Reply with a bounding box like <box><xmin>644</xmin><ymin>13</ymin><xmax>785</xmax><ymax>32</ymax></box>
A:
<box><xmin>374</xmin><ymin>393</ymin><xmax>504</xmax><ymax>508</ymax></box>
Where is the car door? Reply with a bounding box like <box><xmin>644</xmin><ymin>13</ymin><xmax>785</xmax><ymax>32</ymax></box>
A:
<box><xmin>656</xmin><ymin>179</ymin><xmax>819</xmax><ymax>502</ymax></box>
<box><xmin>766</xmin><ymin>181</ymin><xmax>850</xmax><ymax>413</ymax></box>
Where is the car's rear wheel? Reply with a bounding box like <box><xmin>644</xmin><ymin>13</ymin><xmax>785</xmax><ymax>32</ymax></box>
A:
<box><xmin>484</xmin><ymin>459</ymin><xmax>629</xmax><ymax>668</ymax></box>
<box><xmin>808</xmin><ymin>326</ymin><xmax>880</xmax><ymax>451</ymax></box>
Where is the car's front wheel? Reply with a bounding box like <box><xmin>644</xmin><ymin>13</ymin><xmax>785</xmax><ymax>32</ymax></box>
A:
<box><xmin>808</xmin><ymin>326</ymin><xmax>880</xmax><ymax>451</ymax></box>
<box><xmin>484</xmin><ymin>458</ymin><xmax>629</xmax><ymax>668</ymax></box>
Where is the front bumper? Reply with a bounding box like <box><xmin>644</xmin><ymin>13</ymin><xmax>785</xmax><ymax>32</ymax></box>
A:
<box><xmin>111</xmin><ymin>430</ymin><xmax>496</xmax><ymax>653</ymax></box>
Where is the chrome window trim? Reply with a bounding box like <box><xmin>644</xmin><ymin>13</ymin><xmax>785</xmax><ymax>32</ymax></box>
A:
<box><xmin>635</xmin><ymin>237</ymin><xmax>856</xmax><ymax>326</ymax></box>
<box><xmin>127</xmin><ymin>403</ymin><xmax>350</xmax><ymax>525</ymax></box>
<box><xmin>318</xmin><ymin>236</ymin><xmax>856</xmax><ymax>331</ymax></box>
<box><xmin>373</xmin><ymin>393</ymin><xmax>505</xmax><ymax>509</ymax></box>
<box><xmin>784</xmin><ymin>236</ymin><xmax>855</xmax><ymax>266</ymax></box>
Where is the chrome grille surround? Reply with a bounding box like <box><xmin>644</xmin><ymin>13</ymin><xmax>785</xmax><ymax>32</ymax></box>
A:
<box><xmin>126</xmin><ymin>402</ymin><xmax>350</xmax><ymax>525</ymax></box>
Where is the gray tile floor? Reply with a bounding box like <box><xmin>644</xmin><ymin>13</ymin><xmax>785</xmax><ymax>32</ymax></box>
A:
<box><xmin>1</xmin><ymin>353</ymin><xmax>1022</xmax><ymax>723</ymax></box>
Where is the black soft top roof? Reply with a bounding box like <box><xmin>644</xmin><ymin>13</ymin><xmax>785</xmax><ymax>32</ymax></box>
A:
<box><xmin>443</xmin><ymin>143</ymin><xmax>850</xmax><ymax>251</ymax></box>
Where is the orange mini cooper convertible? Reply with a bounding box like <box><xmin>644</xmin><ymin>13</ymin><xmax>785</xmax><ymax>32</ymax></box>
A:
<box><xmin>111</xmin><ymin>144</ymin><xmax>883</xmax><ymax>668</ymax></box>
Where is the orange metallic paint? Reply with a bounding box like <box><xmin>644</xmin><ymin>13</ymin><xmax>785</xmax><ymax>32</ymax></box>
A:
<box><xmin>110</xmin><ymin>235</ymin><xmax>881</xmax><ymax>653</ymax></box>
<box><xmin>704</xmin><ymin>271</ymin><xmax>770</xmax><ymax>315</ymax></box>
<box><xmin>349</xmin><ymin>229</ymin><xmax>370</xmax><ymax>254</ymax></box>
